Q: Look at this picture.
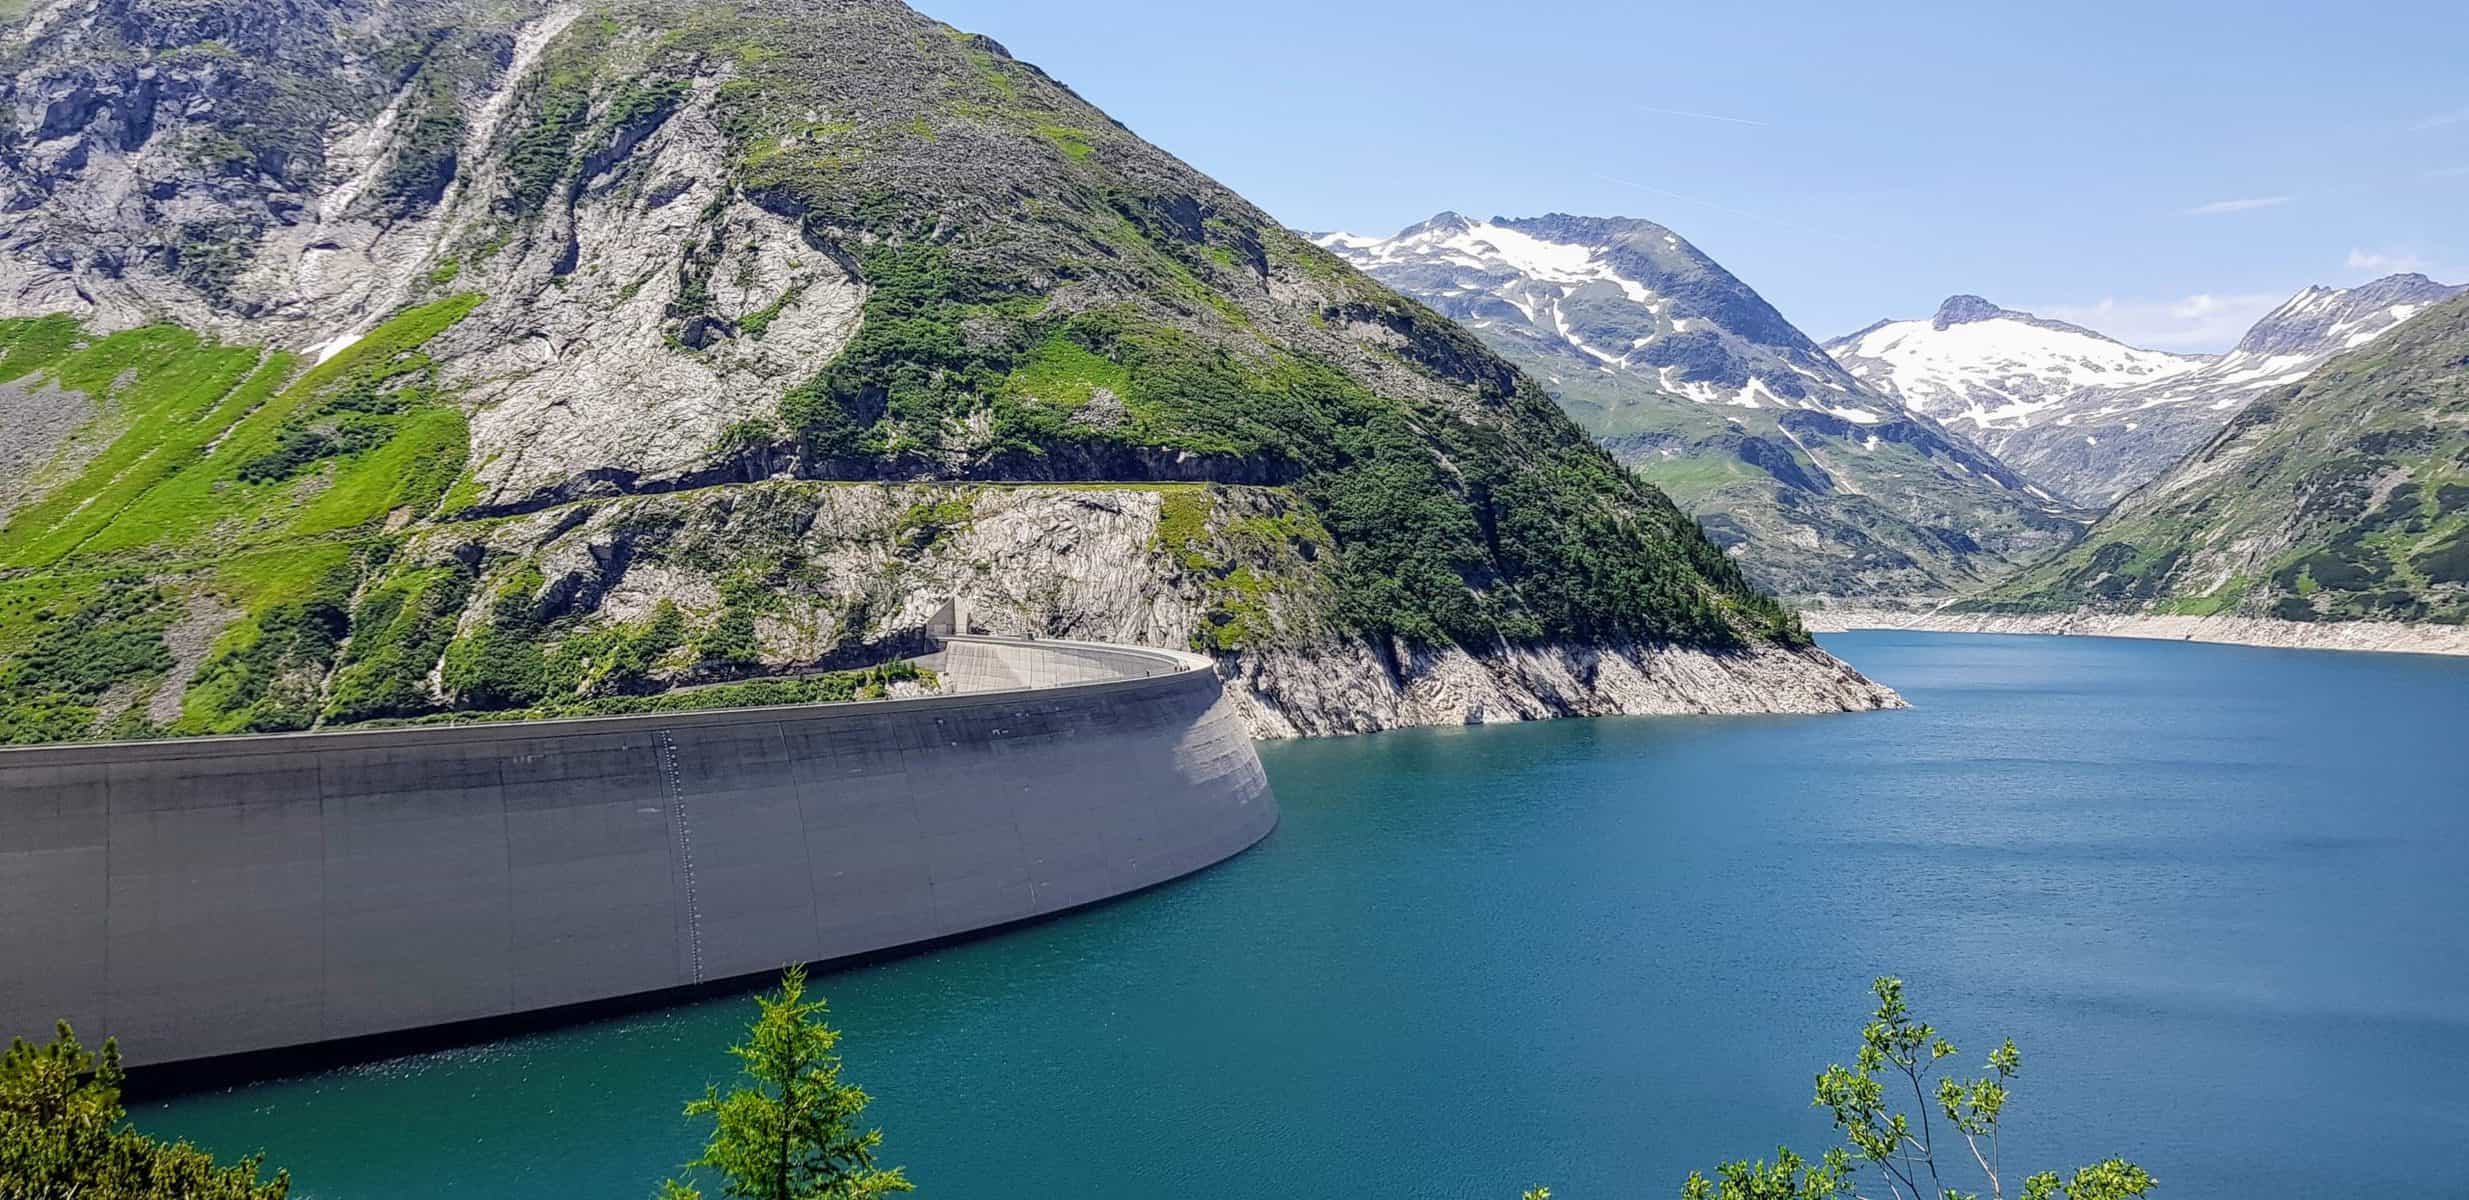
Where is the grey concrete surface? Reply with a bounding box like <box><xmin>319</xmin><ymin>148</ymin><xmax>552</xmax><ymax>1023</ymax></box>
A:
<box><xmin>0</xmin><ymin>638</ymin><xmax>1276</xmax><ymax>1068</ymax></box>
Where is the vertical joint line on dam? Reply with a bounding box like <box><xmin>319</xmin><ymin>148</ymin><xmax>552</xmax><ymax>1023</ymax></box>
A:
<box><xmin>655</xmin><ymin>729</ymin><xmax>704</xmax><ymax>984</ymax></box>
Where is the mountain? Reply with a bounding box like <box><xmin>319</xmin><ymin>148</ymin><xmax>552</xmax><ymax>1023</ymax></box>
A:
<box><xmin>1316</xmin><ymin>213</ymin><xmax>2083</xmax><ymax>600</ymax></box>
<box><xmin>0</xmin><ymin>0</ymin><xmax>1896</xmax><ymax>746</ymax></box>
<box><xmin>1823</xmin><ymin>296</ymin><xmax>2206</xmax><ymax>452</ymax></box>
<box><xmin>1974</xmin><ymin>289</ymin><xmax>2469</xmax><ymax>626</ymax></box>
<box><xmin>1829</xmin><ymin>276</ymin><xmax>2467</xmax><ymax>506</ymax></box>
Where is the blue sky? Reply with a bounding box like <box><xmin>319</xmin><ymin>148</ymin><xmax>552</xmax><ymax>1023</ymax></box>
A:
<box><xmin>924</xmin><ymin>0</ymin><xmax>2467</xmax><ymax>352</ymax></box>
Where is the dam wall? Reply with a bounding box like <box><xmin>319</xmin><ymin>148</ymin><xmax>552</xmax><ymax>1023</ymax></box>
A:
<box><xmin>0</xmin><ymin>638</ymin><xmax>1276</xmax><ymax>1068</ymax></box>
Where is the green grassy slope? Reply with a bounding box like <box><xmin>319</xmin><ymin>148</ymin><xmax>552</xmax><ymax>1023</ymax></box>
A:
<box><xmin>0</xmin><ymin>0</ymin><xmax>1827</xmax><ymax>746</ymax></box>
<box><xmin>0</xmin><ymin>301</ymin><xmax>481</xmax><ymax>741</ymax></box>
<box><xmin>1510</xmin><ymin>347</ymin><xmax>2085</xmax><ymax>600</ymax></box>
<box><xmin>1972</xmin><ymin>291</ymin><xmax>2469</xmax><ymax>624</ymax></box>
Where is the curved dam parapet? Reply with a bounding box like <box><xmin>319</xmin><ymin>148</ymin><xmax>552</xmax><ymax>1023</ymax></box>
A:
<box><xmin>0</xmin><ymin>637</ymin><xmax>1276</xmax><ymax>1069</ymax></box>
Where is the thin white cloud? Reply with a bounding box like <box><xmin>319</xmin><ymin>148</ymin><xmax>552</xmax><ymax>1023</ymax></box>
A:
<box><xmin>2039</xmin><ymin>292</ymin><xmax>2287</xmax><ymax>353</ymax></box>
<box><xmin>2347</xmin><ymin>248</ymin><xmax>2431</xmax><ymax>274</ymax></box>
<box><xmin>1634</xmin><ymin>104</ymin><xmax>1770</xmax><ymax>128</ymax></box>
<box><xmin>2181</xmin><ymin>196</ymin><xmax>2291</xmax><ymax>216</ymax></box>
<box><xmin>2415</xmin><ymin>107</ymin><xmax>2469</xmax><ymax>130</ymax></box>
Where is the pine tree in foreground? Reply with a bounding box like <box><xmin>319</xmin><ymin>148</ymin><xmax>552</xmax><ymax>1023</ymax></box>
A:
<box><xmin>662</xmin><ymin>965</ymin><xmax>911</xmax><ymax>1200</ymax></box>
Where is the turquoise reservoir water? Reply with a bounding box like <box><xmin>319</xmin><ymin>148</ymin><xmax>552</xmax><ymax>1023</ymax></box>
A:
<box><xmin>143</xmin><ymin>633</ymin><xmax>2469</xmax><ymax>1198</ymax></box>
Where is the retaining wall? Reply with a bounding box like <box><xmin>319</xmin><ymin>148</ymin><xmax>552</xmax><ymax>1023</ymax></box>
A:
<box><xmin>0</xmin><ymin>638</ymin><xmax>1276</xmax><ymax>1068</ymax></box>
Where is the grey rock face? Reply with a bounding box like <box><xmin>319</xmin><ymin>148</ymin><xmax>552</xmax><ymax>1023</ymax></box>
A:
<box><xmin>0</xmin><ymin>0</ymin><xmax>871</xmax><ymax>507</ymax></box>
<box><xmin>411</xmin><ymin>481</ymin><xmax>1903</xmax><ymax>738</ymax></box>
<box><xmin>2231</xmin><ymin>274</ymin><xmax>2463</xmax><ymax>357</ymax></box>
<box><xmin>0</xmin><ymin>374</ymin><xmax>96</xmax><ymax>523</ymax></box>
<box><xmin>0</xmin><ymin>1</ymin><xmax>1900</xmax><ymax>740</ymax></box>
<box><xmin>1933</xmin><ymin>295</ymin><xmax>2004</xmax><ymax>328</ymax></box>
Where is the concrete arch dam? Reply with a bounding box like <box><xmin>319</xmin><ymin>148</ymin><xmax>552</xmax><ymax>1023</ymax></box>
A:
<box><xmin>0</xmin><ymin>637</ymin><xmax>1277</xmax><ymax>1068</ymax></box>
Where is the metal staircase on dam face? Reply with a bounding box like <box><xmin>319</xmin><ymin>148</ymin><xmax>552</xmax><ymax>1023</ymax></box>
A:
<box><xmin>0</xmin><ymin>636</ymin><xmax>1277</xmax><ymax>1071</ymax></box>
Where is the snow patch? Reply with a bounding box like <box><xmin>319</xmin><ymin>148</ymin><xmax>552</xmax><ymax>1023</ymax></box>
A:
<box><xmin>308</xmin><ymin>332</ymin><xmax>364</xmax><ymax>364</ymax></box>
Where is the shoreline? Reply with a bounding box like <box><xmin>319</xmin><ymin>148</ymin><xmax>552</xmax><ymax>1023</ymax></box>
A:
<box><xmin>1226</xmin><ymin>640</ymin><xmax>1907</xmax><ymax>739</ymax></box>
<box><xmin>1801</xmin><ymin>606</ymin><xmax>2469</xmax><ymax>658</ymax></box>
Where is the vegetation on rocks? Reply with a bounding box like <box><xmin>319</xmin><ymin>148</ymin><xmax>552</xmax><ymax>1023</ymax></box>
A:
<box><xmin>387</xmin><ymin>661</ymin><xmax>933</xmax><ymax>727</ymax></box>
<box><xmin>1976</xmin><ymin>291</ymin><xmax>2469</xmax><ymax>626</ymax></box>
<box><xmin>552</xmin><ymin>0</ymin><xmax>1805</xmax><ymax>652</ymax></box>
<box><xmin>0</xmin><ymin>299</ymin><xmax>483</xmax><ymax>743</ymax></box>
<box><xmin>0</xmin><ymin>0</ymin><xmax>1840</xmax><ymax>745</ymax></box>
<box><xmin>0</xmin><ymin>579</ymin><xmax>178</xmax><ymax>744</ymax></box>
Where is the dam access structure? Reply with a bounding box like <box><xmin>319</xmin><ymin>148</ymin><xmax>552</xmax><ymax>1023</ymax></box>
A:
<box><xmin>0</xmin><ymin>636</ymin><xmax>1276</xmax><ymax>1069</ymax></box>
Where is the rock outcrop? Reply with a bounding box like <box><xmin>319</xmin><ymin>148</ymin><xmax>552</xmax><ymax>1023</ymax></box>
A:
<box><xmin>0</xmin><ymin>0</ymin><xmax>1900</xmax><ymax>745</ymax></box>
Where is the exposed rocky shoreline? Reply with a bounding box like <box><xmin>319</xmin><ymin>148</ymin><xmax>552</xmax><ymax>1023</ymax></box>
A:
<box><xmin>1803</xmin><ymin>606</ymin><xmax>2469</xmax><ymax>658</ymax></box>
<box><xmin>1224</xmin><ymin>640</ymin><xmax>1906</xmax><ymax>740</ymax></box>
<box><xmin>384</xmin><ymin>481</ymin><xmax>1905</xmax><ymax>745</ymax></box>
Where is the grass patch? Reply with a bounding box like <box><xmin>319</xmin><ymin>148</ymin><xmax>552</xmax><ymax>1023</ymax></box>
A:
<box><xmin>57</xmin><ymin>295</ymin><xmax>483</xmax><ymax>562</ymax></box>
<box><xmin>1038</xmin><ymin>124</ymin><xmax>1094</xmax><ymax>161</ymax></box>
<box><xmin>738</xmin><ymin>281</ymin><xmax>808</xmax><ymax>340</ymax></box>
<box><xmin>1154</xmin><ymin>490</ymin><xmax>1216</xmax><ymax>573</ymax></box>
<box><xmin>0</xmin><ymin>577</ymin><xmax>179</xmax><ymax>745</ymax></box>
<box><xmin>359</xmin><ymin>661</ymin><xmax>936</xmax><ymax>728</ymax></box>
<box><xmin>0</xmin><ymin>328</ymin><xmax>284</xmax><ymax>569</ymax></box>
<box><xmin>1004</xmin><ymin>331</ymin><xmax>1132</xmax><ymax>409</ymax></box>
<box><xmin>894</xmin><ymin>495</ymin><xmax>976</xmax><ymax>552</ymax></box>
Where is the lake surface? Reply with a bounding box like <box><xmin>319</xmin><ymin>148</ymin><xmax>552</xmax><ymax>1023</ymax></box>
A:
<box><xmin>143</xmin><ymin>632</ymin><xmax>2469</xmax><ymax>1199</ymax></box>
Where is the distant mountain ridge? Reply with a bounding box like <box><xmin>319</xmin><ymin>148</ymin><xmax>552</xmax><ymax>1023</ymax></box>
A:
<box><xmin>1829</xmin><ymin>275</ymin><xmax>2467</xmax><ymax>506</ymax></box>
<box><xmin>1974</xmin><ymin>288</ymin><xmax>2469</xmax><ymax>627</ymax></box>
<box><xmin>1321</xmin><ymin>212</ymin><xmax>1891</xmax><ymax>420</ymax></box>
<box><xmin>1318</xmin><ymin>213</ymin><xmax>2083</xmax><ymax>601</ymax></box>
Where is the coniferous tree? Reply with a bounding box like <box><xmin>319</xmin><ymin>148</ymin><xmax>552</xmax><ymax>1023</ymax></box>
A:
<box><xmin>1</xmin><ymin>1022</ymin><xmax>289</xmax><ymax>1200</ymax></box>
<box><xmin>662</xmin><ymin>966</ymin><xmax>911</xmax><ymax>1200</ymax></box>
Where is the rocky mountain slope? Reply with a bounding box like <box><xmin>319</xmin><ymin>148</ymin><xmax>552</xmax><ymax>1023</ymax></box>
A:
<box><xmin>1969</xmin><ymin>289</ymin><xmax>2469</xmax><ymax>628</ymax></box>
<box><xmin>0</xmin><ymin>0</ymin><xmax>1898</xmax><ymax>745</ymax></box>
<box><xmin>1318</xmin><ymin>213</ymin><xmax>2082</xmax><ymax>600</ymax></box>
<box><xmin>1830</xmin><ymin>276</ymin><xmax>2466</xmax><ymax>506</ymax></box>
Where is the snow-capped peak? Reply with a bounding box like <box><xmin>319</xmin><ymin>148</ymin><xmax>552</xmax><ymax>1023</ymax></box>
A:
<box><xmin>1315</xmin><ymin>216</ymin><xmax>1657</xmax><ymax>306</ymax></box>
<box><xmin>1825</xmin><ymin>298</ymin><xmax>2206</xmax><ymax>434</ymax></box>
<box><xmin>1316</xmin><ymin>213</ymin><xmax>1889</xmax><ymax>418</ymax></box>
<box><xmin>1824</xmin><ymin>275</ymin><xmax>2466</xmax><ymax>507</ymax></box>
<box><xmin>2232</xmin><ymin>273</ymin><xmax>2463</xmax><ymax>357</ymax></box>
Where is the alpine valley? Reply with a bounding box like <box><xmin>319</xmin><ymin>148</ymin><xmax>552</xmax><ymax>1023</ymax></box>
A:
<box><xmin>1316</xmin><ymin>214</ymin><xmax>2085</xmax><ymax>601</ymax></box>
<box><xmin>1962</xmin><ymin>289</ymin><xmax>2469</xmax><ymax>635</ymax></box>
<box><xmin>1828</xmin><ymin>275</ymin><xmax>2467</xmax><ymax>507</ymax></box>
<box><xmin>1324</xmin><ymin>210</ymin><xmax>2468</xmax><ymax>653</ymax></box>
<box><xmin>0</xmin><ymin>0</ymin><xmax>1902</xmax><ymax>747</ymax></box>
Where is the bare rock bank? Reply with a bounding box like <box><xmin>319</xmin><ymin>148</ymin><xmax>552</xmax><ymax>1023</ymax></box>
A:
<box><xmin>1803</xmin><ymin>606</ymin><xmax>2469</xmax><ymax>658</ymax></box>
